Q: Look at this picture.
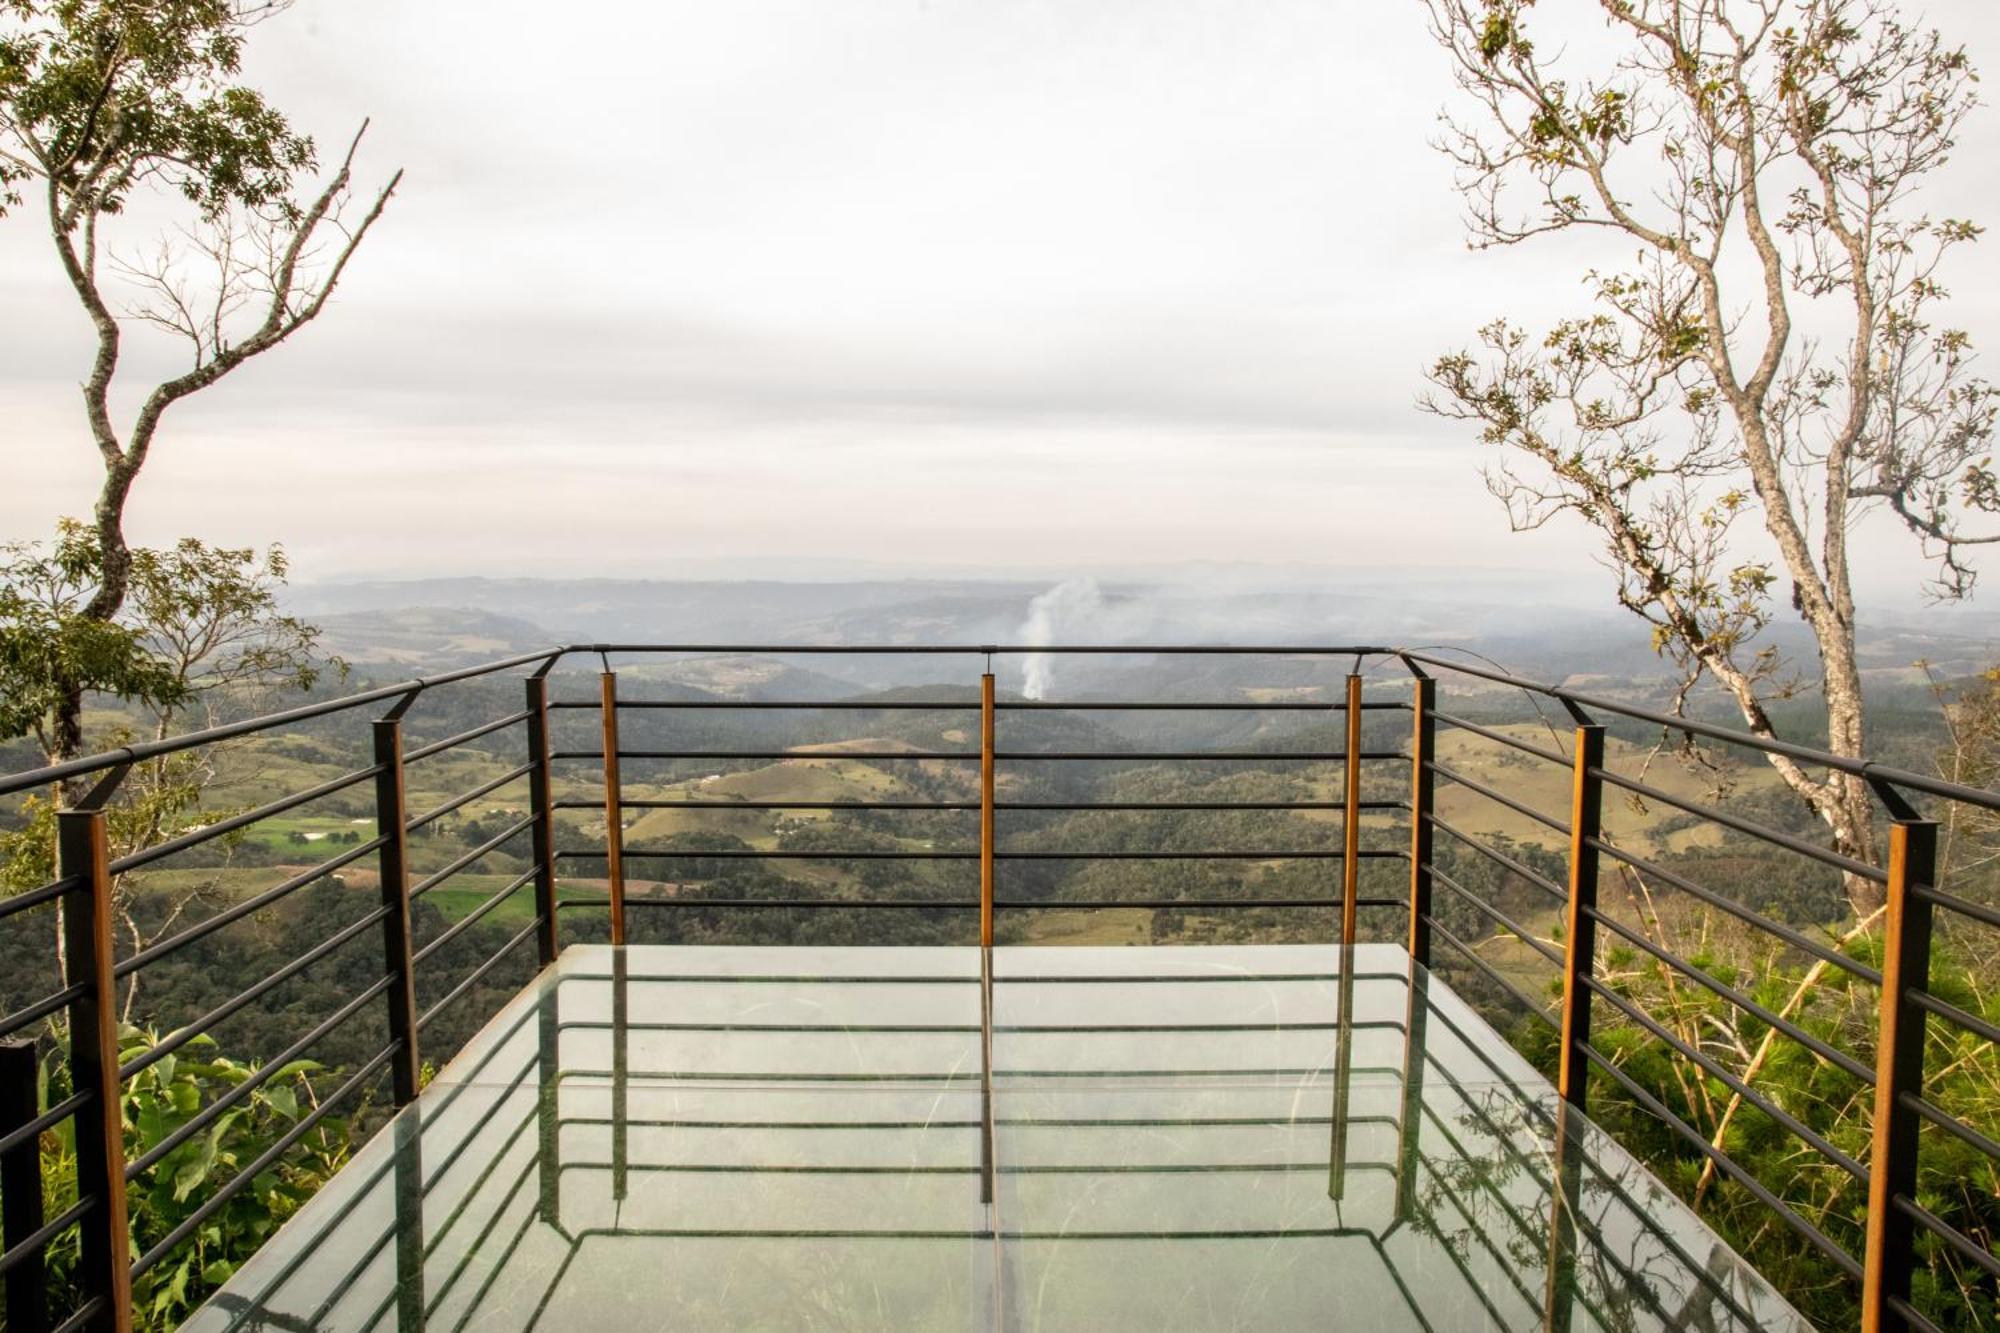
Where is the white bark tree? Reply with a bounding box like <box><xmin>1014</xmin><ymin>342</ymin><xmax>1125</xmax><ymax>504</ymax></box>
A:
<box><xmin>1419</xmin><ymin>0</ymin><xmax>1998</xmax><ymax>906</ymax></box>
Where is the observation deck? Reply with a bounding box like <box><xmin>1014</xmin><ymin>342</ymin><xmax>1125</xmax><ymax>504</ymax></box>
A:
<box><xmin>184</xmin><ymin>944</ymin><xmax>1806</xmax><ymax>1332</ymax></box>
<box><xmin>1</xmin><ymin>643</ymin><xmax>1993</xmax><ymax>1333</ymax></box>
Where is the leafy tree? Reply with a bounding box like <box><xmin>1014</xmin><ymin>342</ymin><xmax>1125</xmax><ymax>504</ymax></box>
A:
<box><xmin>0</xmin><ymin>0</ymin><xmax>398</xmax><ymax>764</ymax></box>
<box><xmin>0</xmin><ymin>524</ymin><xmax>337</xmax><ymax>1012</ymax></box>
<box><xmin>1418</xmin><ymin>0</ymin><xmax>1995</xmax><ymax>909</ymax></box>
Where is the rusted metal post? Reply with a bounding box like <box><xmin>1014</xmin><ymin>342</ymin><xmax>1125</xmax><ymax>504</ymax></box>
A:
<box><xmin>980</xmin><ymin>672</ymin><xmax>996</xmax><ymax>950</ymax></box>
<box><xmin>1862</xmin><ymin>818</ymin><xmax>1937</xmax><ymax>1333</ymax></box>
<box><xmin>525</xmin><ymin>676</ymin><xmax>560</xmax><ymax>967</ymax></box>
<box><xmin>373</xmin><ymin>714</ymin><xmax>423</xmax><ymax>1107</ymax></box>
<box><xmin>1407</xmin><ymin>674</ymin><xmax>1436</xmax><ymax>967</ymax></box>
<box><xmin>2</xmin><ymin>1039</ymin><xmax>48</xmax><ymax>1333</ymax></box>
<box><xmin>1341</xmin><ymin>672</ymin><xmax>1363</xmax><ymax>946</ymax></box>
<box><xmin>600</xmin><ymin>670</ymin><xmax>627</xmax><ymax>946</ymax></box>
<box><xmin>1556</xmin><ymin>723</ymin><xmax>1605</xmax><ymax>1109</ymax></box>
<box><xmin>57</xmin><ymin>805</ymin><xmax>133</xmax><ymax>1333</ymax></box>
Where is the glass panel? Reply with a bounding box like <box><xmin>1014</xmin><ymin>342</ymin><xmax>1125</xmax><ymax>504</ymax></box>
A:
<box><xmin>185</xmin><ymin>944</ymin><xmax>1809</xmax><ymax>1333</ymax></box>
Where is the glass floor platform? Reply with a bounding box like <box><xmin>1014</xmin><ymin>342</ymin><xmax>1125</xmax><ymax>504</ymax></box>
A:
<box><xmin>186</xmin><ymin>944</ymin><xmax>1810</xmax><ymax>1332</ymax></box>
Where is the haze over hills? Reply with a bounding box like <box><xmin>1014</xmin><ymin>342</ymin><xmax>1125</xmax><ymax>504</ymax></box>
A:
<box><xmin>286</xmin><ymin>573</ymin><xmax>2000</xmax><ymax>695</ymax></box>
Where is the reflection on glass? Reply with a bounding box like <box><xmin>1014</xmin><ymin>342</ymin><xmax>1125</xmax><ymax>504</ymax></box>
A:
<box><xmin>184</xmin><ymin>944</ymin><xmax>1810</xmax><ymax>1332</ymax></box>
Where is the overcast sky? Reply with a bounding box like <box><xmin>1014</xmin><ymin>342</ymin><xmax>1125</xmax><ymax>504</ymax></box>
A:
<box><xmin>5</xmin><ymin>0</ymin><xmax>2000</xmax><ymax>599</ymax></box>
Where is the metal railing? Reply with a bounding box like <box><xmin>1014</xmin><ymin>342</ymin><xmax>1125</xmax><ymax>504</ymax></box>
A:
<box><xmin>0</xmin><ymin>642</ymin><xmax>1993</xmax><ymax>1332</ymax></box>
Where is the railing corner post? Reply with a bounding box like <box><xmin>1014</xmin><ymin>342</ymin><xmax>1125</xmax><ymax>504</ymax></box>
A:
<box><xmin>526</xmin><ymin>676</ymin><xmax>560</xmax><ymax>967</ymax></box>
<box><xmin>1408</xmin><ymin>676</ymin><xmax>1436</xmax><ymax>967</ymax></box>
<box><xmin>1341</xmin><ymin>672</ymin><xmax>1363</xmax><ymax>947</ymax></box>
<box><xmin>1557</xmin><ymin>723</ymin><xmax>1605</xmax><ymax>1110</ymax></box>
<box><xmin>56</xmin><ymin>806</ymin><xmax>133</xmax><ymax>1333</ymax></box>
<box><xmin>373</xmin><ymin>717</ymin><xmax>422</xmax><ymax>1107</ymax></box>
<box><xmin>1862</xmin><ymin>817</ymin><xmax>1937</xmax><ymax>1333</ymax></box>
<box><xmin>600</xmin><ymin>669</ymin><xmax>627</xmax><ymax>946</ymax></box>
<box><xmin>980</xmin><ymin>671</ymin><xmax>996</xmax><ymax>951</ymax></box>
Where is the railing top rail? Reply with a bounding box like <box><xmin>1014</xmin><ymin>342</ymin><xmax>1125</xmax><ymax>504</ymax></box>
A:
<box><xmin>1402</xmin><ymin>648</ymin><xmax>2000</xmax><ymax>815</ymax></box>
<box><xmin>577</xmin><ymin>643</ymin><xmax>1399</xmax><ymax>655</ymax></box>
<box><xmin>6</xmin><ymin>639</ymin><xmax>1992</xmax><ymax>818</ymax></box>
<box><xmin>0</xmin><ymin>647</ymin><xmax>565</xmax><ymax>798</ymax></box>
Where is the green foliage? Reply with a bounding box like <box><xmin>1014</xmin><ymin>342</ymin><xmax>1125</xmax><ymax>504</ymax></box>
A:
<box><xmin>0</xmin><ymin>0</ymin><xmax>314</xmax><ymax>220</ymax></box>
<box><xmin>33</xmin><ymin>1025</ymin><xmax>354</xmax><ymax>1330</ymax></box>
<box><xmin>0</xmin><ymin>520</ymin><xmax>186</xmax><ymax>752</ymax></box>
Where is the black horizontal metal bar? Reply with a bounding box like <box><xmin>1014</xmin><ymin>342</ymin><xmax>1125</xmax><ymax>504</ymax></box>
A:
<box><xmin>413</xmin><ymin>867</ymin><xmax>539</xmax><ymax>965</ymax></box>
<box><xmin>1429</xmin><ymin>864</ymin><xmax>1562</xmax><ymax>967</ymax></box>
<box><xmin>48</xmin><ymin>1296</ymin><xmax>108</xmax><ymax>1333</ymax></box>
<box><xmin>1908</xmin><ymin>987</ymin><xmax>2000</xmax><ymax>1047</ymax></box>
<box><xmin>557</xmin><ymin>798</ymin><xmax>1400</xmax><ymax>813</ymax></box>
<box><xmin>417</xmin><ymin>921</ymin><xmax>541</xmax><ymax>1030</ymax></box>
<box><xmin>1428</xmin><ymin>759</ymin><xmax>1571</xmax><ymax>835</ymax></box>
<box><xmin>1423</xmin><ymin>914</ymin><xmax>1558</xmax><ymax>1028</ymax></box>
<box><xmin>1899</xmin><ymin>1090</ymin><xmax>2000</xmax><ymax>1165</ymax></box>
<box><xmin>580</xmin><ymin>643</ymin><xmax>1396</xmax><ymax>656</ymax></box>
<box><xmin>571</xmin><ymin>699</ymin><xmax>979</xmax><ymax>711</ymax></box>
<box><xmin>1424</xmin><ymin>814</ymin><xmax>1567</xmax><ymax>902</ymax></box>
<box><xmin>116</xmin><ymin>835</ymin><xmax>389</xmax><ymax>978</ymax></box>
<box><xmin>1883</xmin><ymin>1294</ymin><xmax>1950</xmax><ymax>1333</ymax></box>
<box><xmin>1590</xmin><ymin>765</ymin><xmax>1885</xmax><ymax>884</ymax></box>
<box><xmin>565</xmin><ymin>749</ymin><xmax>1402</xmax><ymax>763</ymax></box>
<box><xmin>999</xmin><ymin>750</ymin><xmax>1402</xmax><ymax>762</ymax></box>
<box><xmin>999</xmin><ymin>897</ymin><xmax>1406</xmax><ymax>910</ymax></box>
<box><xmin>121</xmin><ymin>906</ymin><xmax>393</xmax><ymax>1081</ymax></box>
<box><xmin>1580</xmin><ymin>902</ymin><xmax>1875</xmax><ymax>1085</ymax></box>
<box><xmin>0</xmin><ymin>1194</ymin><xmax>95</xmax><ymax>1279</ymax></box>
<box><xmin>132</xmin><ymin>1042</ymin><xmax>399</xmax><ymax>1279</ymax></box>
<box><xmin>404</xmin><ymin>709</ymin><xmax>533</xmax><ymax>763</ymax></box>
<box><xmin>1406</xmin><ymin>649</ymin><xmax>2000</xmax><ymax>814</ymax></box>
<box><xmin>564</xmin><ymin>897</ymin><xmax>979</xmax><ymax>911</ymax></box>
<box><xmin>592</xmin><ymin>750</ymin><xmax>978</xmax><ymax>761</ymax></box>
<box><xmin>0</xmin><ymin>983</ymin><xmax>91</xmax><ymax>1041</ymax></box>
<box><xmin>0</xmin><ymin>647</ymin><xmax>565</xmax><ymax>798</ymax></box>
<box><xmin>126</xmin><ymin>977</ymin><xmax>395</xmax><ymax>1180</ymax></box>
<box><xmin>562</xmin><ymin>848</ymin><xmax>1392</xmax><ymax>861</ymax></box>
<box><xmin>999</xmin><ymin>701</ymin><xmax>1408</xmax><ymax>712</ymax></box>
<box><xmin>1586</xmin><ymin>837</ymin><xmax>1883</xmax><ymax>985</ymax></box>
<box><xmin>1580</xmin><ymin>972</ymin><xmax>1868</xmax><ymax>1181</ymax></box>
<box><xmin>0</xmin><ymin>1089</ymin><xmax>91</xmax><ymax>1160</ymax></box>
<box><xmin>1429</xmin><ymin>709</ymin><xmax>1569</xmax><ymax>765</ymax></box>
<box><xmin>111</xmin><ymin>762</ymin><xmax>384</xmax><ymax>875</ymax></box>
<box><xmin>1891</xmin><ymin>1193</ymin><xmax>2000</xmax><ymax>1283</ymax></box>
<box><xmin>1911</xmin><ymin>879</ymin><xmax>2000</xmax><ymax>932</ymax></box>
<box><xmin>0</xmin><ymin>873</ymin><xmax>80</xmax><ymax>922</ymax></box>
<box><xmin>407</xmin><ymin>762</ymin><xmax>535</xmax><ymax>833</ymax></box>
<box><xmin>1578</xmin><ymin>1042</ymin><xmax>1864</xmax><ymax>1278</ymax></box>
<box><xmin>409</xmin><ymin>813</ymin><xmax>536</xmax><ymax>897</ymax></box>
<box><xmin>566</xmin><ymin>798</ymin><xmax>981</xmax><ymax>810</ymax></box>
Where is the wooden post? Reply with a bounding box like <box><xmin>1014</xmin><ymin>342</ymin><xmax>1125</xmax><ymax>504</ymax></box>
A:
<box><xmin>1408</xmin><ymin>675</ymin><xmax>1436</xmax><ymax>966</ymax></box>
<box><xmin>373</xmin><ymin>717</ymin><xmax>423</xmax><ymax>1106</ymax></box>
<box><xmin>980</xmin><ymin>672</ymin><xmax>996</xmax><ymax>950</ymax></box>
<box><xmin>600</xmin><ymin>671</ymin><xmax>627</xmax><ymax>946</ymax></box>
<box><xmin>526</xmin><ymin>676</ymin><xmax>560</xmax><ymax>967</ymax></box>
<box><xmin>1341</xmin><ymin>672</ymin><xmax>1363</xmax><ymax>946</ymax></box>
<box><xmin>1556</xmin><ymin>724</ymin><xmax>1605</xmax><ymax>1109</ymax></box>
<box><xmin>57</xmin><ymin>807</ymin><xmax>133</xmax><ymax>1333</ymax></box>
<box><xmin>2</xmin><ymin>1039</ymin><xmax>49</xmax><ymax>1333</ymax></box>
<box><xmin>1862</xmin><ymin>819</ymin><xmax>1937</xmax><ymax>1333</ymax></box>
